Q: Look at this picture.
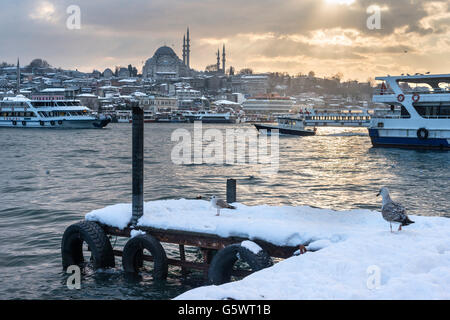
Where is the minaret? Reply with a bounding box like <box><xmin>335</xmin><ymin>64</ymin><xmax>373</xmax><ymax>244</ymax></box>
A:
<box><xmin>16</xmin><ymin>58</ymin><xmax>21</xmax><ymax>94</ymax></box>
<box><xmin>186</xmin><ymin>27</ymin><xmax>190</xmax><ymax>69</ymax></box>
<box><xmin>217</xmin><ymin>49</ymin><xmax>220</xmax><ymax>72</ymax></box>
<box><xmin>182</xmin><ymin>34</ymin><xmax>186</xmax><ymax>66</ymax></box>
<box><xmin>222</xmin><ymin>44</ymin><xmax>226</xmax><ymax>74</ymax></box>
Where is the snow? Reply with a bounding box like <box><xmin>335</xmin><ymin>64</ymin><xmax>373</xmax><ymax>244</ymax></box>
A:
<box><xmin>85</xmin><ymin>199</ymin><xmax>450</xmax><ymax>300</ymax></box>
<box><xmin>241</xmin><ymin>241</ymin><xmax>263</xmax><ymax>254</ymax></box>
<box><xmin>130</xmin><ymin>229</ymin><xmax>146</xmax><ymax>238</ymax></box>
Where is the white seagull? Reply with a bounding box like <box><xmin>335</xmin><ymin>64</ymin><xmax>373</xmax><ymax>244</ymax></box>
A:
<box><xmin>377</xmin><ymin>187</ymin><xmax>415</xmax><ymax>232</ymax></box>
<box><xmin>210</xmin><ymin>196</ymin><xmax>236</xmax><ymax>216</ymax></box>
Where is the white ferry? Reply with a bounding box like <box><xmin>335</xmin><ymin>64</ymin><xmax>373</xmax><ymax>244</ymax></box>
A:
<box><xmin>254</xmin><ymin>116</ymin><xmax>316</xmax><ymax>136</ymax></box>
<box><xmin>183</xmin><ymin>111</ymin><xmax>236</xmax><ymax>124</ymax></box>
<box><xmin>0</xmin><ymin>95</ymin><xmax>111</xmax><ymax>129</ymax></box>
<box><xmin>370</xmin><ymin>74</ymin><xmax>450</xmax><ymax>150</ymax></box>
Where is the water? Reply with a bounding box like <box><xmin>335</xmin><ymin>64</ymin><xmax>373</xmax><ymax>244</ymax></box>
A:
<box><xmin>0</xmin><ymin>123</ymin><xmax>449</xmax><ymax>300</ymax></box>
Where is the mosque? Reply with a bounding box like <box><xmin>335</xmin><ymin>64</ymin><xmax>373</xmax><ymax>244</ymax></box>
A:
<box><xmin>142</xmin><ymin>28</ymin><xmax>227</xmax><ymax>80</ymax></box>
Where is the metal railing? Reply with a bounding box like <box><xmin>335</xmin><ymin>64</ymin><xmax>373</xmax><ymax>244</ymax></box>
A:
<box><xmin>373</xmin><ymin>88</ymin><xmax>450</xmax><ymax>95</ymax></box>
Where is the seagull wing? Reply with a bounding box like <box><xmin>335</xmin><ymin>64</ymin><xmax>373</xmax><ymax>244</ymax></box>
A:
<box><xmin>216</xmin><ymin>199</ymin><xmax>236</xmax><ymax>210</ymax></box>
<box><xmin>382</xmin><ymin>201</ymin><xmax>408</xmax><ymax>223</ymax></box>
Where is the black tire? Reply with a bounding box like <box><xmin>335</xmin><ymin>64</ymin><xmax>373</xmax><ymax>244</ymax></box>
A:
<box><xmin>61</xmin><ymin>221</ymin><xmax>115</xmax><ymax>270</ymax></box>
<box><xmin>12</xmin><ymin>120</ymin><xmax>17</xmax><ymax>126</ymax></box>
<box><xmin>40</xmin><ymin>121</ymin><xmax>45</xmax><ymax>126</ymax></box>
<box><xmin>22</xmin><ymin>121</ymin><xmax>26</xmax><ymax>126</ymax></box>
<box><xmin>58</xmin><ymin>120</ymin><xmax>63</xmax><ymax>125</ymax></box>
<box><xmin>208</xmin><ymin>243</ymin><xmax>273</xmax><ymax>285</ymax></box>
<box><xmin>417</xmin><ymin>128</ymin><xmax>429</xmax><ymax>140</ymax></box>
<box><xmin>50</xmin><ymin>121</ymin><xmax>55</xmax><ymax>126</ymax></box>
<box><xmin>122</xmin><ymin>234</ymin><xmax>168</xmax><ymax>280</ymax></box>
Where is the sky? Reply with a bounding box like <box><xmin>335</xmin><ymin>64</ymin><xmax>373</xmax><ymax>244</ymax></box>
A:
<box><xmin>0</xmin><ymin>0</ymin><xmax>449</xmax><ymax>81</ymax></box>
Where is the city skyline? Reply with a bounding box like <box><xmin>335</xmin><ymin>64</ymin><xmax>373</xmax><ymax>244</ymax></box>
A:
<box><xmin>1</xmin><ymin>0</ymin><xmax>449</xmax><ymax>81</ymax></box>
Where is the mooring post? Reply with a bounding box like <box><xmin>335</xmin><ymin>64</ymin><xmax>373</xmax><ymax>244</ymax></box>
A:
<box><xmin>131</xmin><ymin>104</ymin><xmax>144</xmax><ymax>226</ymax></box>
<box><xmin>226</xmin><ymin>179</ymin><xmax>237</xmax><ymax>204</ymax></box>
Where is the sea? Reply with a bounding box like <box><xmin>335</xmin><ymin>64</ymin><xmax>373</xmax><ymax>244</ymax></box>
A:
<box><xmin>0</xmin><ymin>123</ymin><xmax>449</xmax><ymax>300</ymax></box>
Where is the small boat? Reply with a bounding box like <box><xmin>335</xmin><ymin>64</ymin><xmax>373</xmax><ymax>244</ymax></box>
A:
<box><xmin>254</xmin><ymin>116</ymin><xmax>316</xmax><ymax>136</ymax></box>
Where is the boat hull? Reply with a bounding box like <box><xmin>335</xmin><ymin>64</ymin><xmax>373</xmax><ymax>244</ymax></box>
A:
<box><xmin>369</xmin><ymin>129</ymin><xmax>450</xmax><ymax>150</ymax></box>
<box><xmin>187</xmin><ymin>118</ymin><xmax>235</xmax><ymax>124</ymax></box>
<box><xmin>0</xmin><ymin>119</ymin><xmax>110</xmax><ymax>129</ymax></box>
<box><xmin>255</xmin><ymin>124</ymin><xmax>316</xmax><ymax>136</ymax></box>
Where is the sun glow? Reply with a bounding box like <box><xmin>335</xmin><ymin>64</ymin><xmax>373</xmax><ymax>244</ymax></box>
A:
<box><xmin>325</xmin><ymin>0</ymin><xmax>356</xmax><ymax>5</ymax></box>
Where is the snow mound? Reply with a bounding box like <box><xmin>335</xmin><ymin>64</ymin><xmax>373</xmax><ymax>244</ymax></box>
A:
<box><xmin>85</xmin><ymin>199</ymin><xmax>378</xmax><ymax>247</ymax></box>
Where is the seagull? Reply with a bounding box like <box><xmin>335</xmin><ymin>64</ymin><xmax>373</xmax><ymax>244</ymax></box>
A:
<box><xmin>210</xmin><ymin>196</ymin><xmax>236</xmax><ymax>216</ymax></box>
<box><xmin>377</xmin><ymin>187</ymin><xmax>415</xmax><ymax>232</ymax></box>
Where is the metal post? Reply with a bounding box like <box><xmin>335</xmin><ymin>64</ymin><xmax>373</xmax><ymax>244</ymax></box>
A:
<box><xmin>131</xmin><ymin>104</ymin><xmax>144</xmax><ymax>226</ymax></box>
<box><xmin>226</xmin><ymin>179</ymin><xmax>236</xmax><ymax>204</ymax></box>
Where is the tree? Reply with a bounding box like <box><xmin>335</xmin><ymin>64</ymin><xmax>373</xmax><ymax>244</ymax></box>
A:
<box><xmin>229</xmin><ymin>66</ymin><xmax>235</xmax><ymax>76</ymax></box>
<box><xmin>332</xmin><ymin>72</ymin><xmax>343</xmax><ymax>83</ymax></box>
<box><xmin>28</xmin><ymin>58</ymin><xmax>50</xmax><ymax>69</ymax></box>
<box><xmin>206</xmin><ymin>64</ymin><xmax>218</xmax><ymax>72</ymax></box>
<box><xmin>308</xmin><ymin>71</ymin><xmax>315</xmax><ymax>78</ymax></box>
<box><xmin>0</xmin><ymin>62</ymin><xmax>13</xmax><ymax>67</ymax></box>
<box><xmin>239</xmin><ymin>68</ymin><xmax>253</xmax><ymax>75</ymax></box>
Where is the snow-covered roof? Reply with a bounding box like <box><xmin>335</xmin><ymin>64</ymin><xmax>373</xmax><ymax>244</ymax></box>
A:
<box><xmin>214</xmin><ymin>100</ymin><xmax>240</xmax><ymax>105</ymax></box>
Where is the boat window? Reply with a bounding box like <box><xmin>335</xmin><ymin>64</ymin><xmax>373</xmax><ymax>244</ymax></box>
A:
<box><xmin>400</xmin><ymin>106</ymin><xmax>411</xmax><ymax>118</ymax></box>
<box><xmin>414</xmin><ymin>105</ymin><xmax>450</xmax><ymax>118</ymax></box>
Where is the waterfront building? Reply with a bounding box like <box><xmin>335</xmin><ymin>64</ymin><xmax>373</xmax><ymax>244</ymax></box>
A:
<box><xmin>242</xmin><ymin>93</ymin><xmax>295</xmax><ymax>114</ymax></box>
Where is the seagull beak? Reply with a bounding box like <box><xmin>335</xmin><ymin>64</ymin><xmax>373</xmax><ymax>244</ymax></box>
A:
<box><xmin>376</xmin><ymin>192</ymin><xmax>380</xmax><ymax>197</ymax></box>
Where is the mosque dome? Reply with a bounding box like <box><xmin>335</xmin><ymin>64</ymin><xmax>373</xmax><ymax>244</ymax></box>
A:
<box><xmin>154</xmin><ymin>46</ymin><xmax>177</xmax><ymax>57</ymax></box>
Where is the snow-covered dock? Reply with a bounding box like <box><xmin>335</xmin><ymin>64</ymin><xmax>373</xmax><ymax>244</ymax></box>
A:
<box><xmin>84</xmin><ymin>199</ymin><xmax>450</xmax><ymax>300</ymax></box>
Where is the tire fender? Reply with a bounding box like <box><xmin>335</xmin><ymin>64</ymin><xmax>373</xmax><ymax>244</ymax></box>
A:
<box><xmin>208</xmin><ymin>243</ymin><xmax>273</xmax><ymax>285</ymax></box>
<box><xmin>61</xmin><ymin>221</ymin><xmax>115</xmax><ymax>270</ymax></box>
<box><xmin>122</xmin><ymin>234</ymin><xmax>168</xmax><ymax>280</ymax></box>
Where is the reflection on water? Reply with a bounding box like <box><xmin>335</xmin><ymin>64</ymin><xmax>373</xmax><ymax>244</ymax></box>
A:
<box><xmin>0</xmin><ymin>124</ymin><xmax>449</xmax><ymax>299</ymax></box>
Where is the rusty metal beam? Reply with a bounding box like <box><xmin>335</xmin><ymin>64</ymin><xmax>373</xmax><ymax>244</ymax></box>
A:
<box><xmin>102</xmin><ymin>224</ymin><xmax>300</xmax><ymax>259</ymax></box>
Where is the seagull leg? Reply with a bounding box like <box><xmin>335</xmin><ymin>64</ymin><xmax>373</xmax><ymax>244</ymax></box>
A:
<box><xmin>390</xmin><ymin>223</ymin><xmax>392</xmax><ymax>233</ymax></box>
<box><xmin>398</xmin><ymin>224</ymin><xmax>402</xmax><ymax>232</ymax></box>
<box><xmin>216</xmin><ymin>208</ymin><xmax>220</xmax><ymax>216</ymax></box>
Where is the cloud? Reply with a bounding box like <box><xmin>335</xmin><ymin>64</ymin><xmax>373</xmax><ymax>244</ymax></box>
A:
<box><xmin>28</xmin><ymin>1</ymin><xmax>60</xmax><ymax>23</ymax></box>
<box><xmin>0</xmin><ymin>0</ymin><xmax>449</xmax><ymax>81</ymax></box>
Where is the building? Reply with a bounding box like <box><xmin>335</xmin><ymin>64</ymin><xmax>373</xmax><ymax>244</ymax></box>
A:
<box><xmin>143</xmin><ymin>46</ymin><xmax>191</xmax><ymax>80</ymax></box>
<box><xmin>138</xmin><ymin>95</ymin><xmax>177</xmax><ymax>113</ymax></box>
<box><xmin>143</xmin><ymin>28</ymin><xmax>192</xmax><ymax>80</ymax></box>
<box><xmin>242</xmin><ymin>93</ymin><xmax>295</xmax><ymax>115</ymax></box>
<box><xmin>77</xmin><ymin>93</ymin><xmax>99</xmax><ymax>111</ymax></box>
<box><xmin>240</xmin><ymin>74</ymin><xmax>269</xmax><ymax>96</ymax></box>
<box><xmin>103</xmin><ymin>68</ymin><xmax>114</xmax><ymax>78</ymax></box>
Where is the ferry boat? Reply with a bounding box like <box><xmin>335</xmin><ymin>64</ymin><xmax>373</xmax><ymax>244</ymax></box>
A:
<box><xmin>370</xmin><ymin>74</ymin><xmax>450</xmax><ymax>150</ymax></box>
<box><xmin>115</xmin><ymin>110</ymin><xmax>132</xmax><ymax>123</ymax></box>
<box><xmin>0</xmin><ymin>95</ymin><xmax>111</xmax><ymax>129</ymax></box>
<box><xmin>254</xmin><ymin>116</ymin><xmax>316</xmax><ymax>136</ymax></box>
<box><xmin>183</xmin><ymin>111</ymin><xmax>236</xmax><ymax>124</ymax></box>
